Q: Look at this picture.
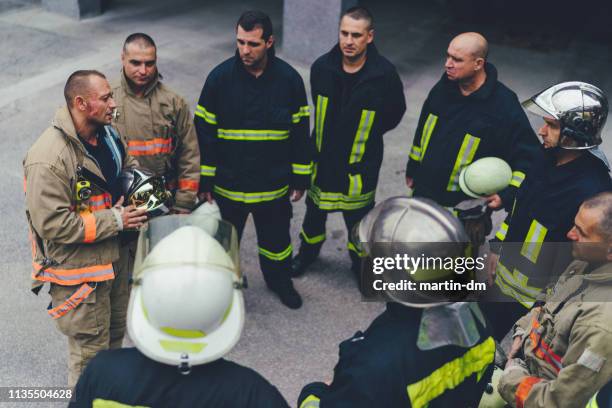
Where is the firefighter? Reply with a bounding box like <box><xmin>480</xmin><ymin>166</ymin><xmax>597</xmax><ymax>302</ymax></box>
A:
<box><xmin>498</xmin><ymin>192</ymin><xmax>612</xmax><ymax>408</ymax></box>
<box><xmin>70</xmin><ymin>217</ymin><xmax>289</xmax><ymax>407</ymax></box>
<box><xmin>23</xmin><ymin>70</ymin><xmax>147</xmax><ymax>386</ymax></box>
<box><xmin>195</xmin><ymin>10</ymin><xmax>310</xmax><ymax>309</ymax></box>
<box><xmin>112</xmin><ymin>33</ymin><xmax>200</xmax><ymax>213</ymax></box>
<box><xmin>298</xmin><ymin>197</ymin><xmax>495</xmax><ymax>407</ymax></box>
<box><xmin>292</xmin><ymin>6</ymin><xmax>406</xmax><ymax>278</ymax></box>
<box><xmin>483</xmin><ymin>82</ymin><xmax>612</xmax><ymax>340</ymax></box>
<box><xmin>404</xmin><ymin>32</ymin><xmax>539</xmax><ymax>211</ymax></box>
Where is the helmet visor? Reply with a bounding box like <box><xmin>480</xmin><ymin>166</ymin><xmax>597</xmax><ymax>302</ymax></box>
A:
<box><xmin>133</xmin><ymin>214</ymin><xmax>242</xmax><ymax>284</ymax></box>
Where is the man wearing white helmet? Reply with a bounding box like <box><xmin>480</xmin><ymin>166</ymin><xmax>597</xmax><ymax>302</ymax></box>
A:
<box><xmin>70</xmin><ymin>216</ymin><xmax>289</xmax><ymax>407</ymax></box>
<box><xmin>298</xmin><ymin>197</ymin><xmax>495</xmax><ymax>407</ymax></box>
<box><xmin>483</xmin><ymin>82</ymin><xmax>612</xmax><ymax>340</ymax></box>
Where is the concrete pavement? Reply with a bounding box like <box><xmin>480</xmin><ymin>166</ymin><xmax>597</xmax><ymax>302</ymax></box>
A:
<box><xmin>1</xmin><ymin>0</ymin><xmax>611</xmax><ymax>406</ymax></box>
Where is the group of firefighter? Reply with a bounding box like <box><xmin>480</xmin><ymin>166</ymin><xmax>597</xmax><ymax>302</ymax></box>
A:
<box><xmin>22</xmin><ymin>5</ymin><xmax>612</xmax><ymax>408</ymax></box>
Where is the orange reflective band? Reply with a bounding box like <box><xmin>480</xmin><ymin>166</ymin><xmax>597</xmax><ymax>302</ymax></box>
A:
<box><xmin>80</xmin><ymin>212</ymin><xmax>97</xmax><ymax>243</ymax></box>
<box><xmin>178</xmin><ymin>179</ymin><xmax>199</xmax><ymax>191</ymax></box>
<box><xmin>32</xmin><ymin>262</ymin><xmax>114</xmax><ymax>286</ymax></box>
<box><xmin>529</xmin><ymin>316</ymin><xmax>563</xmax><ymax>372</ymax></box>
<box><xmin>516</xmin><ymin>376</ymin><xmax>542</xmax><ymax>408</ymax></box>
<box><xmin>47</xmin><ymin>283</ymin><xmax>94</xmax><ymax>319</ymax></box>
<box><xmin>89</xmin><ymin>193</ymin><xmax>112</xmax><ymax>211</ymax></box>
<box><xmin>127</xmin><ymin>138</ymin><xmax>172</xmax><ymax>156</ymax></box>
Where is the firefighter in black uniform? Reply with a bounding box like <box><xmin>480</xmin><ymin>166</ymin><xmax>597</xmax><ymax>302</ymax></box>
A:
<box><xmin>483</xmin><ymin>82</ymin><xmax>612</xmax><ymax>340</ymax></box>
<box><xmin>195</xmin><ymin>11</ymin><xmax>310</xmax><ymax>309</ymax></box>
<box><xmin>70</xmin><ymin>215</ymin><xmax>289</xmax><ymax>407</ymax></box>
<box><xmin>298</xmin><ymin>197</ymin><xmax>495</xmax><ymax>407</ymax></box>
<box><xmin>405</xmin><ymin>32</ymin><xmax>539</xmax><ymax>211</ymax></box>
<box><xmin>291</xmin><ymin>7</ymin><xmax>406</xmax><ymax>278</ymax></box>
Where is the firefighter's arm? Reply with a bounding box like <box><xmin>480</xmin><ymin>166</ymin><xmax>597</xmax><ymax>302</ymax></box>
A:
<box><xmin>194</xmin><ymin>73</ymin><xmax>219</xmax><ymax>193</ymax></box>
<box><xmin>496</xmin><ymin>108</ymin><xmax>539</xmax><ymax>210</ymax></box>
<box><xmin>298</xmin><ymin>373</ymin><xmax>376</xmax><ymax>407</ymax></box>
<box><xmin>381</xmin><ymin>69</ymin><xmax>406</xmax><ymax>133</ymax></box>
<box><xmin>499</xmin><ymin>323</ymin><xmax>612</xmax><ymax>408</ymax></box>
<box><xmin>25</xmin><ymin>163</ymin><xmax>120</xmax><ymax>244</ymax></box>
<box><xmin>405</xmin><ymin>97</ymin><xmax>431</xmax><ymax>181</ymax></box>
<box><xmin>289</xmin><ymin>74</ymin><xmax>312</xmax><ymax>191</ymax></box>
<box><xmin>173</xmin><ymin>96</ymin><xmax>200</xmax><ymax>210</ymax></box>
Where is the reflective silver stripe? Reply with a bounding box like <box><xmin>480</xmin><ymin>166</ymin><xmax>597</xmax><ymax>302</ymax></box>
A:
<box><xmin>38</xmin><ymin>267</ymin><xmax>115</xmax><ymax>283</ymax></box>
<box><xmin>315</xmin><ymin>95</ymin><xmax>329</xmax><ymax>152</ymax></box>
<box><xmin>510</xmin><ymin>171</ymin><xmax>526</xmax><ymax>188</ymax></box>
<box><xmin>348</xmin><ymin>174</ymin><xmax>362</xmax><ymax>196</ymax></box>
<box><xmin>292</xmin><ymin>163</ymin><xmax>311</xmax><ymax>175</ymax></box>
<box><xmin>195</xmin><ymin>104</ymin><xmax>217</xmax><ymax>125</ymax></box>
<box><xmin>447</xmin><ymin>134</ymin><xmax>481</xmax><ymax>191</ymax></box>
<box><xmin>218</xmin><ymin>129</ymin><xmax>289</xmax><ymax>141</ymax></box>
<box><xmin>200</xmin><ymin>165</ymin><xmax>216</xmax><ymax>177</ymax></box>
<box><xmin>520</xmin><ymin>220</ymin><xmax>548</xmax><ymax>263</ymax></box>
<box><xmin>349</xmin><ymin>110</ymin><xmax>376</xmax><ymax>164</ymax></box>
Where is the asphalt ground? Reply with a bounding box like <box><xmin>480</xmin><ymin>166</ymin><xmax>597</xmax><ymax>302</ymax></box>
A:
<box><xmin>1</xmin><ymin>0</ymin><xmax>611</xmax><ymax>406</ymax></box>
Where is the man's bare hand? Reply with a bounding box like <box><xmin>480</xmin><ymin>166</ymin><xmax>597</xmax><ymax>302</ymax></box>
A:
<box><xmin>198</xmin><ymin>192</ymin><xmax>214</xmax><ymax>204</ymax></box>
<box><xmin>406</xmin><ymin>176</ymin><xmax>414</xmax><ymax>189</ymax></box>
<box><xmin>290</xmin><ymin>189</ymin><xmax>304</xmax><ymax>202</ymax></box>
<box><xmin>486</xmin><ymin>251</ymin><xmax>499</xmax><ymax>287</ymax></box>
<box><xmin>115</xmin><ymin>196</ymin><xmax>147</xmax><ymax>230</ymax></box>
<box><xmin>486</xmin><ymin>193</ymin><xmax>503</xmax><ymax>210</ymax></box>
<box><xmin>506</xmin><ymin>336</ymin><xmax>523</xmax><ymax>366</ymax></box>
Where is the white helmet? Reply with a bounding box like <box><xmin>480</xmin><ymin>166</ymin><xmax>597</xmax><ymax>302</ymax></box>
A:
<box><xmin>459</xmin><ymin>157</ymin><xmax>512</xmax><ymax>199</ymax></box>
<box><xmin>128</xmin><ymin>215</ymin><xmax>245</xmax><ymax>373</ymax></box>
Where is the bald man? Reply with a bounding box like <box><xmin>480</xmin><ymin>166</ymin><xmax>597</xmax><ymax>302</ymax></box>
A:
<box><xmin>405</xmin><ymin>32</ymin><xmax>539</xmax><ymax>211</ymax></box>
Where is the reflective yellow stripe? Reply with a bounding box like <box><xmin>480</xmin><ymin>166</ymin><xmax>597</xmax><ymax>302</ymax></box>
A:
<box><xmin>495</xmin><ymin>221</ymin><xmax>509</xmax><ymax>241</ymax></box>
<box><xmin>300</xmin><ymin>395</ymin><xmax>321</xmax><ymax>408</ymax></box>
<box><xmin>349</xmin><ymin>110</ymin><xmax>376</xmax><ymax>164</ymax></box>
<box><xmin>308</xmin><ymin>185</ymin><xmax>375</xmax><ymax>211</ymax></box>
<box><xmin>347</xmin><ymin>241</ymin><xmax>366</xmax><ymax>257</ymax></box>
<box><xmin>292</xmin><ymin>105</ymin><xmax>311</xmax><ymax>123</ymax></box>
<box><xmin>494</xmin><ymin>261</ymin><xmax>539</xmax><ymax>308</ymax></box>
<box><xmin>495</xmin><ymin>274</ymin><xmax>535</xmax><ymax>309</ymax></box>
<box><xmin>447</xmin><ymin>134</ymin><xmax>481</xmax><ymax>191</ymax></box>
<box><xmin>510</xmin><ymin>170</ymin><xmax>526</xmax><ymax>188</ymax></box>
<box><xmin>586</xmin><ymin>392</ymin><xmax>600</xmax><ymax>408</ymax></box>
<box><xmin>409</xmin><ymin>145</ymin><xmax>422</xmax><ymax>162</ymax></box>
<box><xmin>158</xmin><ymin>340</ymin><xmax>207</xmax><ymax>353</ymax></box>
<box><xmin>160</xmin><ymin>327</ymin><xmax>206</xmax><ymax>338</ymax></box>
<box><xmin>200</xmin><ymin>165</ymin><xmax>216</xmax><ymax>177</ymax></box>
<box><xmin>419</xmin><ymin>113</ymin><xmax>438</xmax><ymax>159</ymax></box>
<box><xmin>520</xmin><ymin>220</ymin><xmax>548</xmax><ymax>263</ymax></box>
<box><xmin>213</xmin><ymin>185</ymin><xmax>288</xmax><ymax>203</ymax></box>
<box><xmin>315</xmin><ymin>95</ymin><xmax>329</xmax><ymax>152</ymax></box>
<box><xmin>93</xmin><ymin>399</ymin><xmax>149</xmax><ymax>408</ymax></box>
<box><xmin>195</xmin><ymin>104</ymin><xmax>217</xmax><ymax>125</ymax></box>
<box><xmin>292</xmin><ymin>163</ymin><xmax>312</xmax><ymax>175</ymax></box>
<box><xmin>348</xmin><ymin>174</ymin><xmax>363</xmax><ymax>196</ymax></box>
<box><xmin>300</xmin><ymin>229</ymin><xmax>326</xmax><ymax>244</ymax></box>
<box><xmin>311</xmin><ymin>161</ymin><xmax>318</xmax><ymax>184</ymax></box>
<box><xmin>259</xmin><ymin>244</ymin><xmax>292</xmax><ymax>261</ymax></box>
<box><xmin>217</xmin><ymin>129</ymin><xmax>289</xmax><ymax>141</ymax></box>
<box><xmin>407</xmin><ymin>337</ymin><xmax>495</xmax><ymax>408</ymax></box>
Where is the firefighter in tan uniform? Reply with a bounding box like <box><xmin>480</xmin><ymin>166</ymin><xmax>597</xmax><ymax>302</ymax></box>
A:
<box><xmin>112</xmin><ymin>33</ymin><xmax>200</xmax><ymax>212</ymax></box>
<box><xmin>23</xmin><ymin>70</ymin><xmax>147</xmax><ymax>386</ymax></box>
<box><xmin>498</xmin><ymin>191</ymin><xmax>612</xmax><ymax>408</ymax></box>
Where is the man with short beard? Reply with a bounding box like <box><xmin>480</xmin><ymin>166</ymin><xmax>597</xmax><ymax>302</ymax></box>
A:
<box><xmin>23</xmin><ymin>70</ymin><xmax>147</xmax><ymax>386</ymax></box>
<box><xmin>112</xmin><ymin>33</ymin><xmax>200</xmax><ymax>213</ymax></box>
<box><xmin>292</xmin><ymin>6</ymin><xmax>406</xmax><ymax>279</ymax></box>
<box><xmin>195</xmin><ymin>11</ymin><xmax>310</xmax><ymax>309</ymax></box>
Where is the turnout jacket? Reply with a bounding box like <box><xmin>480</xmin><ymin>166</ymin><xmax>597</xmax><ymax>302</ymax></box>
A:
<box><xmin>308</xmin><ymin>43</ymin><xmax>406</xmax><ymax>211</ymax></box>
<box><xmin>491</xmin><ymin>151</ymin><xmax>611</xmax><ymax>308</ymax></box>
<box><xmin>23</xmin><ymin>106</ymin><xmax>135</xmax><ymax>293</ymax></box>
<box><xmin>406</xmin><ymin>63</ymin><xmax>539</xmax><ymax>208</ymax></box>
<box><xmin>298</xmin><ymin>303</ymin><xmax>494</xmax><ymax>407</ymax></box>
<box><xmin>195</xmin><ymin>54</ymin><xmax>310</xmax><ymax>204</ymax></box>
<box><xmin>499</xmin><ymin>261</ymin><xmax>612</xmax><ymax>408</ymax></box>
<box><xmin>112</xmin><ymin>72</ymin><xmax>200</xmax><ymax>210</ymax></box>
<box><xmin>70</xmin><ymin>348</ymin><xmax>289</xmax><ymax>408</ymax></box>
